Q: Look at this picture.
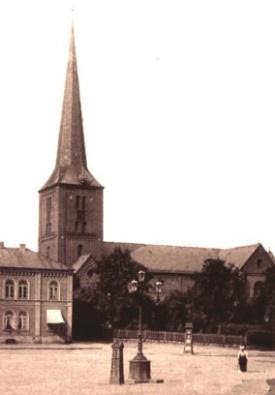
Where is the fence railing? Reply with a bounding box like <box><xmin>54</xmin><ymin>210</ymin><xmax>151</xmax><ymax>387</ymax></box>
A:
<box><xmin>114</xmin><ymin>329</ymin><xmax>245</xmax><ymax>347</ymax></box>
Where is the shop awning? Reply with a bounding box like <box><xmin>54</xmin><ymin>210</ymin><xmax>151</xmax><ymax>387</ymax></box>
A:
<box><xmin>46</xmin><ymin>309</ymin><xmax>65</xmax><ymax>324</ymax></box>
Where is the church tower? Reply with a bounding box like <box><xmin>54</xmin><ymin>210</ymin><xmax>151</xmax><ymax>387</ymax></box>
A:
<box><xmin>39</xmin><ymin>27</ymin><xmax>103</xmax><ymax>266</ymax></box>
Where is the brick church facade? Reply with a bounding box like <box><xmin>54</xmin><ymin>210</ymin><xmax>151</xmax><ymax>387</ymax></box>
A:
<box><xmin>38</xmin><ymin>27</ymin><xmax>274</xmax><ymax>302</ymax></box>
<box><xmin>0</xmin><ymin>27</ymin><xmax>274</xmax><ymax>344</ymax></box>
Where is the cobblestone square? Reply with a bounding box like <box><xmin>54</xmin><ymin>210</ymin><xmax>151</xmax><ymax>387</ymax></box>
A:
<box><xmin>0</xmin><ymin>342</ymin><xmax>275</xmax><ymax>394</ymax></box>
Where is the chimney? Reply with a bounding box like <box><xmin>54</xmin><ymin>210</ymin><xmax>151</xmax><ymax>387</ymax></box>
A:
<box><xmin>0</xmin><ymin>242</ymin><xmax>4</xmax><ymax>249</ymax></box>
<box><xmin>19</xmin><ymin>244</ymin><xmax>26</xmax><ymax>250</ymax></box>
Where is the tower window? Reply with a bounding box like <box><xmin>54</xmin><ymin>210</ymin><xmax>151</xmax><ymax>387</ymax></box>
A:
<box><xmin>75</xmin><ymin>196</ymin><xmax>86</xmax><ymax>233</ymax></box>
<box><xmin>46</xmin><ymin>197</ymin><xmax>52</xmax><ymax>211</ymax></box>
<box><xmin>46</xmin><ymin>246</ymin><xmax>50</xmax><ymax>259</ymax></box>
<box><xmin>76</xmin><ymin>195</ymin><xmax>80</xmax><ymax>209</ymax></box>
<box><xmin>46</xmin><ymin>197</ymin><xmax>52</xmax><ymax>236</ymax></box>
<box><xmin>46</xmin><ymin>222</ymin><xmax>52</xmax><ymax>236</ymax></box>
<box><xmin>75</xmin><ymin>221</ymin><xmax>80</xmax><ymax>233</ymax></box>
<box><xmin>77</xmin><ymin>244</ymin><xmax>83</xmax><ymax>257</ymax></box>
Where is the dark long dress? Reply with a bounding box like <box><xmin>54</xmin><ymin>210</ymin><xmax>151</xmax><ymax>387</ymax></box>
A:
<box><xmin>238</xmin><ymin>353</ymin><xmax>247</xmax><ymax>372</ymax></box>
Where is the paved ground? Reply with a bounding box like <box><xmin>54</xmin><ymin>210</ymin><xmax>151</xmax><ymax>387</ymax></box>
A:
<box><xmin>0</xmin><ymin>342</ymin><xmax>275</xmax><ymax>394</ymax></box>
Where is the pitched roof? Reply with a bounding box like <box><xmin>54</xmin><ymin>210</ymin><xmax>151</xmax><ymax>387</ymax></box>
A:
<box><xmin>102</xmin><ymin>241</ymin><xmax>146</xmax><ymax>257</ymax></box>
<box><xmin>102</xmin><ymin>241</ymin><xmax>263</xmax><ymax>273</ymax></box>
<box><xmin>0</xmin><ymin>247</ymin><xmax>70</xmax><ymax>271</ymax></box>
<box><xmin>72</xmin><ymin>254</ymin><xmax>91</xmax><ymax>273</ymax></box>
<box><xmin>218</xmin><ymin>244</ymin><xmax>261</xmax><ymax>269</ymax></box>
<box><xmin>131</xmin><ymin>245</ymin><xmax>220</xmax><ymax>273</ymax></box>
<box><xmin>40</xmin><ymin>26</ymin><xmax>102</xmax><ymax>191</ymax></box>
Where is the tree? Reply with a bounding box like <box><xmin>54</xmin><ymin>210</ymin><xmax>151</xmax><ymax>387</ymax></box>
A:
<box><xmin>73</xmin><ymin>248</ymin><xmax>153</xmax><ymax>339</ymax></box>
<box><xmin>257</xmin><ymin>265</ymin><xmax>275</xmax><ymax>323</ymax></box>
<box><xmin>191</xmin><ymin>259</ymin><xmax>248</xmax><ymax>332</ymax></box>
<box><xmin>95</xmin><ymin>247</ymin><xmax>153</xmax><ymax>328</ymax></box>
<box><xmin>159</xmin><ymin>290</ymin><xmax>189</xmax><ymax>331</ymax></box>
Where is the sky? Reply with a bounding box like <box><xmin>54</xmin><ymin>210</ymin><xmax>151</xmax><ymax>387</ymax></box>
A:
<box><xmin>0</xmin><ymin>1</ymin><xmax>275</xmax><ymax>252</ymax></box>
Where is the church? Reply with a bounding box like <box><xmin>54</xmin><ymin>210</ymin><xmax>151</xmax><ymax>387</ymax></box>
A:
<box><xmin>0</xmin><ymin>27</ymin><xmax>274</xmax><ymax>343</ymax></box>
<box><xmin>39</xmin><ymin>27</ymin><xmax>271</xmax><ymax>300</ymax></box>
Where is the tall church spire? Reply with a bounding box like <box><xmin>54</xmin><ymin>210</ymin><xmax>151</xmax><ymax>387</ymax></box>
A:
<box><xmin>41</xmin><ymin>26</ymin><xmax>101</xmax><ymax>190</ymax></box>
<box><xmin>39</xmin><ymin>25</ymin><xmax>104</xmax><ymax>265</ymax></box>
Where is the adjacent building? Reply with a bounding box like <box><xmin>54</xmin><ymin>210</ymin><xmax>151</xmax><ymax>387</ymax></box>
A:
<box><xmin>0</xmin><ymin>243</ymin><xmax>73</xmax><ymax>343</ymax></box>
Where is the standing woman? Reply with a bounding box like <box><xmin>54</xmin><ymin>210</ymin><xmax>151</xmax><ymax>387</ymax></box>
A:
<box><xmin>237</xmin><ymin>345</ymin><xmax>248</xmax><ymax>372</ymax></box>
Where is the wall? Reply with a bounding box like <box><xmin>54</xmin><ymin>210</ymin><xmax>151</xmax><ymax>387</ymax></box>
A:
<box><xmin>149</xmin><ymin>272</ymin><xmax>195</xmax><ymax>300</ymax></box>
<box><xmin>0</xmin><ymin>269</ymin><xmax>73</xmax><ymax>343</ymax></box>
<box><xmin>39</xmin><ymin>185</ymin><xmax>103</xmax><ymax>266</ymax></box>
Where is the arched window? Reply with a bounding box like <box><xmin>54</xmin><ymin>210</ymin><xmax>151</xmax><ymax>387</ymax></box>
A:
<box><xmin>4</xmin><ymin>311</ymin><xmax>15</xmax><ymax>330</ymax></box>
<box><xmin>46</xmin><ymin>246</ymin><xmax>50</xmax><ymax>259</ymax></box>
<box><xmin>5</xmin><ymin>280</ymin><xmax>15</xmax><ymax>298</ymax></box>
<box><xmin>18</xmin><ymin>280</ymin><xmax>28</xmax><ymax>299</ymax></box>
<box><xmin>18</xmin><ymin>312</ymin><xmax>29</xmax><ymax>331</ymax></box>
<box><xmin>49</xmin><ymin>280</ymin><xmax>59</xmax><ymax>301</ymax></box>
<box><xmin>77</xmin><ymin>244</ymin><xmax>83</xmax><ymax>257</ymax></box>
<box><xmin>254</xmin><ymin>281</ymin><xmax>264</xmax><ymax>298</ymax></box>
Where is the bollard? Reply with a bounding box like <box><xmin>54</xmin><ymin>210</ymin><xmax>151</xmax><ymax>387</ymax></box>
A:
<box><xmin>110</xmin><ymin>339</ymin><xmax>124</xmax><ymax>384</ymax></box>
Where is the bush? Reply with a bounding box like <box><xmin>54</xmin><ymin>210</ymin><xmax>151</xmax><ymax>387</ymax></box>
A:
<box><xmin>221</xmin><ymin>324</ymin><xmax>248</xmax><ymax>335</ymax></box>
<box><xmin>221</xmin><ymin>323</ymin><xmax>270</xmax><ymax>336</ymax></box>
<box><xmin>247</xmin><ymin>331</ymin><xmax>273</xmax><ymax>348</ymax></box>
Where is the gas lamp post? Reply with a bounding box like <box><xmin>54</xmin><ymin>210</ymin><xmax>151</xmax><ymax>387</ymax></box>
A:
<box><xmin>155</xmin><ymin>280</ymin><xmax>163</xmax><ymax>304</ymax></box>
<box><xmin>128</xmin><ymin>270</ymin><xmax>151</xmax><ymax>382</ymax></box>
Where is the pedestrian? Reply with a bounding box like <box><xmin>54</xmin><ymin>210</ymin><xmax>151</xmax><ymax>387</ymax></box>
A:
<box><xmin>237</xmin><ymin>345</ymin><xmax>248</xmax><ymax>372</ymax></box>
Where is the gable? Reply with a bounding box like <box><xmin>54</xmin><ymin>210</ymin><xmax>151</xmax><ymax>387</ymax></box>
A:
<box><xmin>73</xmin><ymin>255</ymin><xmax>99</xmax><ymax>289</ymax></box>
<box><xmin>241</xmin><ymin>244</ymin><xmax>274</xmax><ymax>274</ymax></box>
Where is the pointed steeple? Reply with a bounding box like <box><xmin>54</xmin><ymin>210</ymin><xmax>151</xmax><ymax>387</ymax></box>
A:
<box><xmin>41</xmin><ymin>26</ymin><xmax>102</xmax><ymax>190</ymax></box>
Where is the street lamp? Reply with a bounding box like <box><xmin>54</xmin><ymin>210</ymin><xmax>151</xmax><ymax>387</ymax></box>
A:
<box><xmin>153</xmin><ymin>280</ymin><xmax>163</xmax><ymax>330</ymax></box>
<box><xmin>128</xmin><ymin>270</ymin><xmax>151</xmax><ymax>382</ymax></box>
<box><xmin>155</xmin><ymin>280</ymin><xmax>163</xmax><ymax>305</ymax></box>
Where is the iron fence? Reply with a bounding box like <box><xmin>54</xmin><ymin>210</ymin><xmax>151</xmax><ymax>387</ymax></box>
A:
<box><xmin>114</xmin><ymin>329</ymin><xmax>245</xmax><ymax>346</ymax></box>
